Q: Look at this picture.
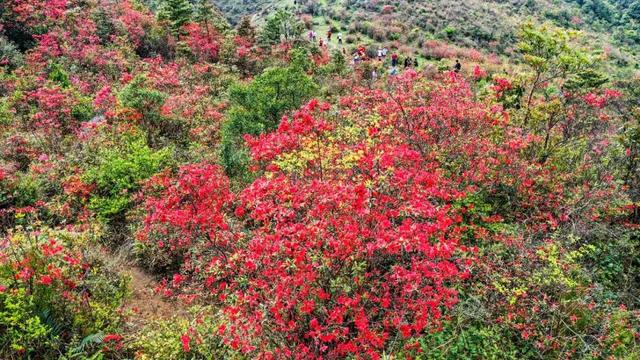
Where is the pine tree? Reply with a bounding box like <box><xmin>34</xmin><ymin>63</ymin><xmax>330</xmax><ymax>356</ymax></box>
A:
<box><xmin>194</xmin><ymin>0</ymin><xmax>230</xmax><ymax>34</ymax></box>
<box><xmin>236</xmin><ymin>15</ymin><xmax>256</xmax><ymax>41</ymax></box>
<box><xmin>158</xmin><ymin>0</ymin><xmax>193</xmax><ymax>34</ymax></box>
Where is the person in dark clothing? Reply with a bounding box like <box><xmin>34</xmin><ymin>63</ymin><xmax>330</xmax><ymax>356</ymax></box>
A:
<box><xmin>404</xmin><ymin>57</ymin><xmax>410</xmax><ymax>68</ymax></box>
<box><xmin>391</xmin><ymin>53</ymin><xmax>398</xmax><ymax>67</ymax></box>
<box><xmin>454</xmin><ymin>59</ymin><xmax>461</xmax><ymax>73</ymax></box>
<box><xmin>414</xmin><ymin>58</ymin><xmax>419</xmax><ymax>68</ymax></box>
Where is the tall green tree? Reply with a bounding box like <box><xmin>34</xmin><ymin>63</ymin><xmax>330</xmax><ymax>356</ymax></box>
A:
<box><xmin>194</xmin><ymin>0</ymin><xmax>230</xmax><ymax>34</ymax></box>
<box><xmin>259</xmin><ymin>9</ymin><xmax>303</xmax><ymax>46</ymax></box>
<box><xmin>517</xmin><ymin>23</ymin><xmax>591</xmax><ymax>125</ymax></box>
<box><xmin>158</xmin><ymin>0</ymin><xmax>193</xmax><ymax>34</ymax></box>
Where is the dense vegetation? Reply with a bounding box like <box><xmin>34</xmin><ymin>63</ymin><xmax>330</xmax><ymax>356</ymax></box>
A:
<box><xmin>0</xmin><ymin>0</ymin><xmax>639</xmax><ymax>359</ymax></box>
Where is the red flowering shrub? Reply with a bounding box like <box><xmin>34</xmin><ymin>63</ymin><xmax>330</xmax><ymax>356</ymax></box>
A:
<box><xmin>138</xmin><ymin>71</ymin><xmax>569</xmax><ymax>358</ymax></box>
<box><xmin>1</xmin><ymin>0</ymin><xmax>638</xmax><ymax>357</ymax></box>
<box><xmin>182</xmin><ymin>23</ymin><xmax>220</xmax><ymax>62</ymax></box>
<box><xmin>137</xmin><ymin>163</ymin><xmax>235</xmax><ymax>273</ymax></box>
<box><xmin>0</xmin><ymin>228</ymin><xmax>128</xmax><ymax>357</ymax></box>
<box><xmin>473</xmin><ymin>64</ymin><xmax>487</xmax><ymax>80</ymax></box>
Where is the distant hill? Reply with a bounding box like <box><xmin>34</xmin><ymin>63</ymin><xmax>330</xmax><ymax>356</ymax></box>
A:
<box><xmin>211</xmin><ymin>0</ymin><xmax>639</xmax><ymax>71</ymax></box>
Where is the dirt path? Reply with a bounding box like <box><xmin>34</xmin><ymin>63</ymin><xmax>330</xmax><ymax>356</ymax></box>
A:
<box><xmin>124</xmin><ymin>265</ymin><xmax>188</xmax><ymax>327</ymax></box>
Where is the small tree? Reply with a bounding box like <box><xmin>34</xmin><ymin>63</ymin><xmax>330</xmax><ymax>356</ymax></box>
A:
<box><xmin>236</xmin><ymin>15</ymin><xmax>256</xmax><ymax>41</ymax></box>
<box><xmin>194</xmin><ymin>0</ymin><xmax>230</xmax><ymax>34</ymax></box>
<box><xmin>259</xmin><ymin>9</ymin><xmax>303</xmax><ymax>46</ymax></box>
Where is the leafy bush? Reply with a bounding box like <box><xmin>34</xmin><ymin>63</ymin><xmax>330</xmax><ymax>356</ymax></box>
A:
<box><xmin>131</xmin><ymin>308</ymin><xmax>238</xmax><ymax>359</ymax></box>
<box><xmin>0</xmin><ymin>36</ymin><xmax>24</xmax><ymax>70</ymax></box>
<box><xmin>259</xmin><ymin>9</ymin><xmax>304</xmax><ymax>46</ymax></box>
<box><xmin>83</xmin><ymin>133</ymin><xmax>171</xmax><ymax>221</ymax></box>
<box><xmin>0</xmin><ymin>227</ymin><xmax>128</xmax><ymax>358</ymax></box>
<box><xmin>220</xmin><ymin>63</ymin><xmax>317</xmax><ymax>180</ymax></box>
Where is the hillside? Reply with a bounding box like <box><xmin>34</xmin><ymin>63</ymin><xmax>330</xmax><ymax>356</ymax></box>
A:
<box><xmin>213</xmin><ymin>0</ymin><xmax>640</xmax><ymax>71</ymax></box>
<box><xmin>1</xmin><ymin>0</ymin><xmax>639</xmax><ymax>359</ymax></box>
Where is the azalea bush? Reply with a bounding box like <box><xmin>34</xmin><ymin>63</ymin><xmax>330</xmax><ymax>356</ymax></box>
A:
<box><xmin>0</xmin><ymin>227</ymin><xmax>128</xmax><ymax>358</ymax></box>
<box><xmin>138</xmin><ymin>71</ymin><xmax>578</xmax><ymax>357</ymax></box>
<box><xmin>1</xmin><ymin>0</ymin><xmax>639</xmax><ymax>358</ymax></box>
<box><xmin>131</xmin><ymin>307</ymin><xmax>238</xmax><ymax>359</ymax></box>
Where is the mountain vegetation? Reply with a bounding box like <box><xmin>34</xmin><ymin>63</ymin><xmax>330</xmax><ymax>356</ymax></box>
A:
<box><xmin>0</xmin><ymin>0</ymin><xmax>639</xmax><ymax>359</ymax></box>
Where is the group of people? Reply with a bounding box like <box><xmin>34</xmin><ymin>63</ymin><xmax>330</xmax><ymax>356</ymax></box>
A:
<box><xmin>309</xmin><ymin>29</ymin><xmax>343</xmax><ymax>48</ymax></box>
<box><xmin>306</xmin><ymin>26</ymin><xmax>464</xmax><ymax>77</ymax></box>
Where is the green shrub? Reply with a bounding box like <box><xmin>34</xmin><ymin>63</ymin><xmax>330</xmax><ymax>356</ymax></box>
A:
<box><xmin>418</xmin><ymin>322</ymin><xmax>525</xmax><ymax>359</ymax></box>
<box><xmin>83</xmin><ymin>133</ymin><xmax>171</xmax><ymax>221</ymax></box>
<box><xmin>132</xmin><ymin>308</ymin><xmax>239</xmax><ymax>359</ymax></box>
<box><xmin>220</xmin><ymin>64</ymin><xmax>317</xmax><ymax>180</ymax></box>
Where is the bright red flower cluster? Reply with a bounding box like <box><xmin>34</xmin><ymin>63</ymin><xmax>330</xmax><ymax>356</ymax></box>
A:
<box><xmin>138</xmin><ymin>71</ymin><xmax>568</xmax><ymax>358</ymax></box>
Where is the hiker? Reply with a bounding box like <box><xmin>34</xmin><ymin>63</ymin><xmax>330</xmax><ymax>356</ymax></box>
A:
<box><xmin>327</xmin><ymin>30</ymin><xmax>332</xmax><ymax>41</ymax></box>
<box><xmin>337</xmin><ymin>33</ymin><xmax>343</xmax><ymax>45</ymax></box>
<box><xmin>372</xmin><ymin>68</ymin><xmax>378</xmax><ymax>81</ymax></box>
<box><xmin>404</xmin><ymin>57</ymin><xmax>411</xmax><ymax>68</ymax></box>
<box><xmin>308</xmin><ymin>31</ymin><xmax>314</xmax><ymax>41</ymax></box>
<box><xmin>391</xmin><ymin>53</ymin><xmax>398</xmax><ymax>67</ymax></box>
<box><xmin>378</xmin><ymin>48</ymin><xmax>383</xmax><ymax>61</ymax></box>
<box><xmin>312</xmin><ymin>31</ymin><xmax>317</xmax><ymax>42</ymax></box>
<box><xmin>382</xmin><ymin>47</ymin><xmax>388</xmax><ymax>57</ymax></box>
<box><xmin>454</xmin><ymin>59</ymin><xmax>461</xmax><ymax>73</ymax></box>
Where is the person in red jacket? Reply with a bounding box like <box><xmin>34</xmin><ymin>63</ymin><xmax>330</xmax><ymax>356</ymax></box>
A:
<box><xmin>391</xmin><ymin>53</ymin><xmax>398</xmax><ymax>67</ymax></box>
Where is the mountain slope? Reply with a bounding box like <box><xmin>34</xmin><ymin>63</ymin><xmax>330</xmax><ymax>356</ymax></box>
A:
<box><xmin>212</xmin><ymin>0</ymin><xmax>639</xmax><ymax>71</ymax></box>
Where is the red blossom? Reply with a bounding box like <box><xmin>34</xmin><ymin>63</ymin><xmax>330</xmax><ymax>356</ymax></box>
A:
<box><xmin>180</xmin><ymin>334</ymin><xmax>191</xmax><ymax>352</ymax></box>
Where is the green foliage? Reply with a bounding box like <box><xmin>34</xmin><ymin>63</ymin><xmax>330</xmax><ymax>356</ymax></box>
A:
<box><xmin>0</xmin><ymin>97</ymin><xmax>13</xmax><ymax>127</ymax></box>
<box><xmin>48</xmin><ymin>62</ymin><xmax>71</xmax><ymax>88</ymax></box>
<box><xmin>12</xmin><ymin>171</ymin><xmax>44</xmax><ymax>208</ymax></box>
<box><xmin>581</xmin><ymin>227</ymin><xmax>640</xmax><ymax>303</ymax></box>
<box><xmin>118</xmin><ymin>75</ymin><xmax>167</xmax><ymax>115</ymax></box>
<box><xmin>72</xmin><ymin>96</ymin><xmax>95</xmax><ymax>123</ymax></box>
<box><xmin>324</xmin><ymin>48</ymin><xmax>348</xmax><ymax>75</ymax></box>
<box><xmin>158</xmin><ymin>0</ymin><xmax>193</xmax><ymax>34</ymax></box>
<box><xmin>83</xmin><ymin>133</ymin><xmax>171</xmax><ymax>221</ymax></box>
<box><xmin>259</xmin><ymin>9</ymin><xmax>304</xmax><ymax>46</ymax></box>
<box><xmin>236</xmin><ymin>16</ymin><xmax>256</xmax><ymax>40</ymax></box>
<box><xmin>418</xmin><ymin>322</ymin><xmax>525</xmax><ymax>359</ymax></box>
<box><xmin>117</xmin><ymin>75</ymin><xmax>175</xmax><ymax>147</ymax></box>
<box><xmin>517</xmin><ymin>23</ymin><xmax>589</xmax><ymax>77</ymax></box>
<box><xmin>220</xmin><ymin>64</ymin><xmax>317</xmax><ymax>179</ymax></box>
<box><xmin>0</xmin><ymin>36</ymin><xmax>24</xmax><ymax>70</ymax></box>
<box><xmin>194</xmin><ymin>0</ymin><xmax>230</xmax><ymax>33</ymax></box>
<box><xmin>132</xmin><ymin>309</ymin><xmax>239</xmax><ymax>359</ymax></box>
<box><xmin>0</xmin><ymin>288</ymin><xmax>54</xmax><ymax>355</ymax></box>
<box><xmin>564</xmin><ymin>68</ymin><xmax>609</xmax><ymax>91</ymax></box>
